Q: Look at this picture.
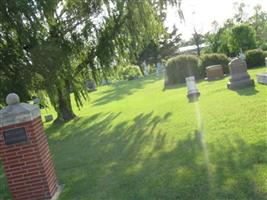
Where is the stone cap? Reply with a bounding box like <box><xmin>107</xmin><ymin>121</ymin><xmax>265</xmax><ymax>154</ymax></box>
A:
<box><xmin>185</xmin><ymin>76</ymin><xmax>195</xmax><ymax>81</ymax></box>
<box><xmin>0</xmin><ymin>93</ymin><xmax>40</xmax><ymax>127</ymax></box>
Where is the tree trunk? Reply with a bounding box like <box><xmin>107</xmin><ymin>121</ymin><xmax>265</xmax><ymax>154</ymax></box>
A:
<box><xmin>54</xmin><ymin>81</ymin><xmax>76</xmax><ymax>123</ymax></box>
<box><xmin>138</xmin><ymin>64</ymin><xmax>144</xmax><ymax>75</ymax></box>
<box><xmin>196</xmin><ymin>44</ymin><xmax>201</xmax><ymax>56</ymax></box>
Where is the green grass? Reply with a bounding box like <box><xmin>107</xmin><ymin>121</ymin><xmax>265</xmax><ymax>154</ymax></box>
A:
<box><xmin>1</xmin><ymin>67</ymin><xmax>267</xmax><ymax>200</ymax></box>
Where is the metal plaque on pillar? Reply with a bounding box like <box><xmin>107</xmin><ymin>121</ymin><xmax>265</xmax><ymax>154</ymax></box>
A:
<box><xmin>4</xmin><ymin>128</ymin><xmax>28</xmax><ymax>145</ymax></box>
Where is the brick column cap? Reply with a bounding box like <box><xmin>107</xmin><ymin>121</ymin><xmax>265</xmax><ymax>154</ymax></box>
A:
<box><xmin>0</xmin><ymin>93</ymin><xmax>40</xmax><ymax>127</ymax></box>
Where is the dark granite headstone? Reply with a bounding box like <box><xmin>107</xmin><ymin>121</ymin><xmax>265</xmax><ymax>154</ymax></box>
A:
<box><xmin>86</xmin><ymin>80</ymin><xmax>97</xmax><ymax>91</ymax></box>
<box><xmin>227</xmin><ymin>58</ymin><xmax>254</xmax><ymax>90</ymax></box>
<box><xmin>45</xmin><ymin>114</ymin><xmax>54</xmax><ymax>122</ymax></box>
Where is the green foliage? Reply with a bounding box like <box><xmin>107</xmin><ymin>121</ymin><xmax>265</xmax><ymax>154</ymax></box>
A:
<box><xmin>217</xmin><ymin>29</ymin><xmax>232</xmax><ymax>56</ymax></box>
<box><xmin>248</xmin><ymin>5</ymin><xmax>267</xmax><ymax>45</ymax></box>
<box><xmin>228</xmin><ymin>24</ymin><xmax>257</xmax><ymax>55</ymax></box>
<box><xmin>166</xmin><ymin>55</ymin><xmax>199</xmax><ymax>85</ymax></box>
<box><xmin>119</xmin><ymin>65</ymin><xmax>143</xmax><ymax>81</ymax></box>
<box><xmin>0</xmin><ymin>76</ymin><xmax>31</xmax><ymax>104</ymax></box>
<box><xmin>200</xmin><ymin>53</ymin><xmax>230</xmax><ymax>75</ymax></box>
<box><xmin>0</xmin><ymin>0</ymin><xmax>183</xmax><ymax>121</ymax></box>
<box><xmin>260</xmin><ymin>43</ymin><xmax>267</xmax><ymax>51</ymax></box>
<box><xmin>245</xmin><ymin>49</ymin><xmax>266</xmax><ymax>68</ymax></box>
<box><xmin>205</xmin><ymin>27</ymin><xmax>233</xmax><ymax>56</ymax></box>
<box><xmin>138</xmin><ymin>26</ymin><xmax>182</xmax><ymax>65</ymax></box>
<box><xmin>205</xmin><ymin>4</ymin><xmax>267</xmax><ymax>57</ymax></box>
<box><xmin>192</xmin><ymin>29</ymin><xmax>204</xmax><ymax>56</ymax></box>
<box><xmin>205</xmin><ymin>24</ymin><xmax>257</xmax><ymax>57</ymax></box>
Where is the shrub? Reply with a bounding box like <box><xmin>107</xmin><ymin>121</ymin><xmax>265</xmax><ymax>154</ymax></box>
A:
<box><xmin>228</xmin><ymin>24</ymin><xmax>257</xmax><ymax>54</ymax></box>
<box><xmin>259</xmin><ymin>43</ymin><xmax>267</xmax><ymax>51</ymax></box>
<box><xmin>245</xmin><ymin>49</ymin><xmax>266</xmax><ymax>68</ymax></box>
<box><xmin>200</xmin><ymin>53</ymin><xmax>230</xmax><ymax>75</ymax></box>
<box><xmin>120</xmin><ymin>65</ymin><xmax>142</xmax><ymax>80</ymax></box>
<box><xmin>165</xmin><ymin>55</ymin><xmax>199</xmax><ymax>85</ymax></box>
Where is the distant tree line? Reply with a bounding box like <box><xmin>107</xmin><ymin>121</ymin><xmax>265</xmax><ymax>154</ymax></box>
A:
<box><xmin>204</xmin><ymin>3</ymin><xmax>267</xmax><ymax>56</ymax></box>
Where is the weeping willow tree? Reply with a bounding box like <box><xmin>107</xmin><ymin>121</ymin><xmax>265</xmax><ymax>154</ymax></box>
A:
<box><xmin>0</xmin><ymin>0</ymin><xmax>182</xmax><ymax>122</ymax></box>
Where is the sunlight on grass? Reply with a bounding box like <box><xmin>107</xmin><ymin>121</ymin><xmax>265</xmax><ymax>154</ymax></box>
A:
<box><xmin>193</xmin><ymin>101</ymin><xmax>213</xmax><ymax>198</ymax></box>
<box><xmin>1</xmin><ymin>67</ymin><xmax>266</xmax><ymax>200</ymax></box>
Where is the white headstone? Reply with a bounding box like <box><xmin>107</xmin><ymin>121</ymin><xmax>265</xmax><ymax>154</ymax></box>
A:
<box><xmin>156</xmin><ymin>62</ymin><xmax>161</xmax><ymax>76</ymax></box>
<box><xmin>185</xmin><ymin>76</ymin><xmax>200</xmax><ymax>102</ymax></box>
<box><xmin>186</xmin><ymin>76</ymin><xmax>199</xmax><ymax>95</ymax></box>
<box><xmin>143</xmin><ymin>61</ymin><xmax>149</xmax><ymax>76</ymax></box>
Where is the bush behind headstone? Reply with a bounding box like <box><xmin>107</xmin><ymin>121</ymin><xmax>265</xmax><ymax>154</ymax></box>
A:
<box><xmin>200</xmin><ymin>53</ymin><xmax>230</xmax><ymax>76</ymax></box>
<box><xmin>245</xmin><ymin>49</ymin><xmax>266</xmax><ymax>68</ymax></box>
<box><xmin>165</xmin><ymin>55</ymin><xmax>199</xmax><ymax>85</ymax></box>
<box><xmin>120</xmin><ymin>65</ymin><xmax>142</xmax><ymax>81</ymax></box>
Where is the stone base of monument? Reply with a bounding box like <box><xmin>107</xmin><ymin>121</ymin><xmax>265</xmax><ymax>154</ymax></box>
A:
<box><xmin>256</xmin><ymin>73</ymin><xmax>267</xmax><ymax>85</ymax></box>
<box><xmin>187</xmin><ymin>92</ymin><xmax>200</xmax><ymax>102</ymax></box>
<box><xmin>51</xmin><ymin>185</ymin><xmax>64</xmax><ymax>200</ymax></box>
<box><xmin>227</xmin><ymin>78</ymin><xmax>255</xmax><ymax>90</ymax></box>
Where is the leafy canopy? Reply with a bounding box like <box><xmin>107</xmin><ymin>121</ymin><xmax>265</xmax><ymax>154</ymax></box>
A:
<box><xmin>0</xmin><ymin>0</ymin><xmax>182</xmax><ymax>121</ymax></box>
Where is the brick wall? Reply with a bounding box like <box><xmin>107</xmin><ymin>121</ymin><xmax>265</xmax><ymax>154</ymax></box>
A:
<box><xmin>0</xmin><ymin>117</ymin><xmax>58</xmax><ymax>200</ymax></box>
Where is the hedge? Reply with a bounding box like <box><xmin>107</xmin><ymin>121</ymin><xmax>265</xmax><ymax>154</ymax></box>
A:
<box><xmin>120</xmin><ymin>65</ymin><xmax>142</xmax><ymax>81</ymax></box>
<box><xmin>200</xmin><ymin>53</ymin><xmax>230</xmax><ymax>76</ymax></box>
<box><xmin>245</xmin><ymin>49</ymin><xmax>266</xmax><ymax>68</ymax></box>
<box><xmin>165</xmin><ymin>55</ymin><xmax>199</xmax><ymax>85</ymax></box>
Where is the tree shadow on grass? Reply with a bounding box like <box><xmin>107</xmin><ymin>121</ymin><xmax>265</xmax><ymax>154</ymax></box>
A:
<box><xmin>162</xmin><ymin>83</ymin><xmax>186</xmax><ymax>91</ymax></box>
<box><xmin>209</xmin><ymin>137</ymin><xmax>267</xmax><ymax>200</ymax></box>
<box><xmin>43</xmin><ymin>112</ymin><xmax>267</xmax><ymax>200</ymax></box>
<box><xmin>163</xmin><ymin>80</ymin><xmax>206</xmax><ymax>92</ymax></box>
<box><xmin>235</xmin><ymin>86</ymin><xmax>259</xmax><ymax>96</ymax></box>
<box><xmin>1</xmin><ymin>110</ymin><xmax>266</xmax><ymax>200</ymax></box>
<box><xmin>93</xmin><ymin>76</ymin><xmax>159</xmax><ymax>106</ymax></box>
<box><xmin>205</xmin><ymin>76</ymin><xmax>226</xmax><ymax>82</ymax></box>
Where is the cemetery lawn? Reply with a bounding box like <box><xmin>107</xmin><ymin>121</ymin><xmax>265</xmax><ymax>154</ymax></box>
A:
<box><xmin>1</xmin><ymin>67</ymin><xmax>267</xmax><ymax>200</ymax></box>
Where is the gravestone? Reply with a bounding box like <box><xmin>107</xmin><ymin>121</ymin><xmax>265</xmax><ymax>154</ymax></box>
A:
<box><xmin>45</xmin><ymin>114</ymin><xmax>54</xmax><ymax>122</ymax></box>
<box><xmin>186</xmin><ymin>76</ymin><xmax>200</xmax><ymax>102</ymax></box>
<box><xmin>227</xmin><ymin>58</ymin><xmax>254</xmax><ymax>90</ymax></box>
<box><xmin>206</xmin><ymin>65</ymin><xmax>224</xmax><ymax>81</ymax></box>
<box><xmin>257</xmin><ymin>73</ymin><xmax>267</xmax><ymax>84</ymax></box>
<box><xmin>156</xmin><ymin>62</ymin><xmax>162</xmax><ymax>77</ymax></box>
<box><xmin>143</xmin><ymin>61</ymin><xmax>149</xmax><ymax>76</ymax></box>
<box><xmin>256</xmin><ymin>57</ymin><xmax>267</xmax><ymax>85</ymax></box>
<box><xmin>86</xmin><ymin>80</ymin><xmax>97</xmax><ymax>91</ymax></box>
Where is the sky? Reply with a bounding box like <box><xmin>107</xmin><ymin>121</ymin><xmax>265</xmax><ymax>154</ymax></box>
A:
<box><xmin>165</xmin><ymin>0</ymin><xmax>267</xmax><ymax>40</ymax></box>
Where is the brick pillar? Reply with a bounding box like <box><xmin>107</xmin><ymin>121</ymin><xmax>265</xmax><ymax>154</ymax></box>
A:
<box><xmin>0</xmin><ymin>93</ymin><xmax>62</xmax><ymax>200</ymax></box>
